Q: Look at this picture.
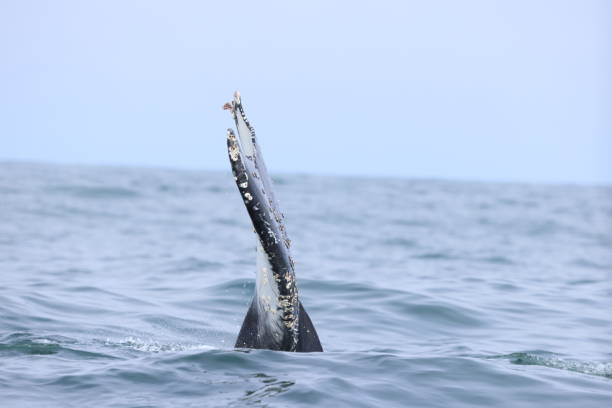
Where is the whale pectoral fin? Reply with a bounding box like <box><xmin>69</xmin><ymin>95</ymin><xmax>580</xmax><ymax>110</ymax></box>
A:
<box><xmin>235</xmin><ymin>299</ymin><xmax>259</xmax><ymax>349</ymax></box>
<box><xmin>227</xmin><ymin>93</ymin><xmax>322</xmax><ymax>353</ymax></box>
<box><xmin>296</xmin><ymin>302</ymin><xmax>323</xmax><ymax>352</ymax></box>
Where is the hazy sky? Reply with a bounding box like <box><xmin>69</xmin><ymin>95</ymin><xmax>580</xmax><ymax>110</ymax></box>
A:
<box><xmin>1</xmin><ymin>1</ymin><xmax>610</xmax><ymax>184</ymax></box>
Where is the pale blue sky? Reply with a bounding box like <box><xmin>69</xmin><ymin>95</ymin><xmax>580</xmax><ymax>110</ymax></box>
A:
<box><xmin>1</xmin><ymin>1</ymin><xmax>610</xmax><ymax>184</ymax></box>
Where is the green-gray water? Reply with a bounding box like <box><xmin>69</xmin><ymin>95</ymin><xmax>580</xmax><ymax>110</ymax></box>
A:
<box><xmin>1</xmin><ymin>162</ymin><xmax>611</xmax><ymax>407</ymax></box>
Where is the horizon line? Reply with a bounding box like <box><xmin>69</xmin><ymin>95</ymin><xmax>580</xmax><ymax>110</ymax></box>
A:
<box><xmin>2</xmin><ymin>158</ymin><xmax>611</xmax><ymax>189</ymax></box>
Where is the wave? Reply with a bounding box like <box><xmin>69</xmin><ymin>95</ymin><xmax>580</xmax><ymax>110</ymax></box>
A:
<box><xmin>0</xmin><ymin>332</ymin><xmax>118</xmax><ymax>359</ymax></box>
<box><xmin>46</xmin><ymin>185</ymin><xmax>141</xmax><ymax>199</ymax></box>
<box><xmin>488</xmin><ymin>351</ymin><xmax>612</xmax><ymax>379</ymax></box>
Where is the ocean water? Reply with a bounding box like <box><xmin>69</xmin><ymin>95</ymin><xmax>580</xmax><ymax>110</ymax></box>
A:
<box><xmin>1</xmin><ymin>161</ymin><xmax>611</xmax><ymax>407</ymax></box>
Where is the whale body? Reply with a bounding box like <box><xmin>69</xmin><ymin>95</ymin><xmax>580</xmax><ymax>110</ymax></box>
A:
<box><xmin>224</xmin><ymin>92</ymin><xmax>323</xmax><ymax>352</ymax></box>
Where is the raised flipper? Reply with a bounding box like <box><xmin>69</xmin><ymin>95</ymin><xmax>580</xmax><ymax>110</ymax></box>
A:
<box><xmin>225</xmin><ymin>91</ymin><xmax>322</xmax><ymax>352</ymax></box>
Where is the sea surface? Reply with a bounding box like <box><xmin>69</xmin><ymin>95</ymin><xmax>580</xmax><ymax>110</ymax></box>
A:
<box><xmin>1</xmin><ymin>161</ymin><xmax>611</xmax><ymax>407</ymax></box>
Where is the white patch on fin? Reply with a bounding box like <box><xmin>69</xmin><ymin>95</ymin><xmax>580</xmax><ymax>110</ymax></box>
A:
<box><xmin>255</xmin><ymin>242</ymin><xmax>284</xmax><ymax>333</ymax></box>
<box><xmin>236</xmin><ymin>110</ymin><xmax>255</xmax><ymax>157</ymax></box>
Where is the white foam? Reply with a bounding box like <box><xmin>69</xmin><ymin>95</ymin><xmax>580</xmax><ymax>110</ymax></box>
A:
<box><xmin>105</xmin><ymin>337</ymin><xmax>215</xmax><ymax>353</ymax></box>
